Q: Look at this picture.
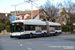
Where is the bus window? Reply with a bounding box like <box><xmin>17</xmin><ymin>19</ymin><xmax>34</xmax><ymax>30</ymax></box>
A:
<box><xmin>25</xmin><ymin>25</ymin><xmax>35</xmax><ymax>31</ymax></box>
<box><xmin>42</xmin><ymin>25</ymin><xmax>46</xmax><ymax>30</ymax></box>
<box><xmin>50</xmin><ymin>26</ymin><xmax>61</xmax><ymax>30</ymax></box>
<box><xmin>10</xmin><ymin>23</ymin><xmax>23</xmax><ymax>32</ymax></box>
<box><xmin>55</xmin><ymin>26</ymin><xmax>61</xmax><ymax>30</ymax></box>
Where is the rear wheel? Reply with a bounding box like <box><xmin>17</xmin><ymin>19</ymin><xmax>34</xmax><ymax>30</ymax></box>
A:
<box><xmin>44</xmin><ymin>33</ymin><xmax>46</xmax><ymax>37</ymax></box>
<box><xmin>55</xmin><ymin>32</ymin><xmax>58</xmax><ymax>36</ymax></box>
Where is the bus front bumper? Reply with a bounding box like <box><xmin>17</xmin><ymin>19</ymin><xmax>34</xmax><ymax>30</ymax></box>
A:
<box><xmin>10</xmin><ymin>35</ymin><xmax>24</xmax><ymax>38</ymax></box>
<box><xmin>10</xmin><ymin>34</ymin><xmax>30</xmax><ymax>38</ymax></box>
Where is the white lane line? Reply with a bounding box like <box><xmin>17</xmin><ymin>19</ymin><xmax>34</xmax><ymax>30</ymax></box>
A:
<box><xmin>20</xmin><ymin>44</ymin><xmax>23</xmax><ymax>46</ymax></box>
<box><xmin>18</xmin><ymin>42</ymin><xmax>23</xmax><ymax>46</ymax></box>
<box><xmin>27</xmin><ymin>47</ymin><xmax>32</xmax><ymax>50</ymax></box>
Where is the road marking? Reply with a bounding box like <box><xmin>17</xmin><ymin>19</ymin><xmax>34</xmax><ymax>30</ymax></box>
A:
<box><xmin>27</xmin><ymin>47</ymin><xmax>32</xmax><ymax>50</ymax></box>
<box><xmin>20</xmin><ymin>44</ymin><xmax>23</xmax><ymax>46</ymax></box>
<box><xmin>18</xmin><ymin>42</ymin><xmax>23</xmax><ymax>46</ymax></box>
<box><xmin>18</xmin><ymin>42</ymin><xmax>20</xmax><ymax>44</ymax></box>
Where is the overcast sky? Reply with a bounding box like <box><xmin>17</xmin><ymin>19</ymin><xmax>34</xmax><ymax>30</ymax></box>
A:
<box><xmin>0</xmin><ymin>0</ymin><xmax>74</xmax><ymax>13</ymax></box>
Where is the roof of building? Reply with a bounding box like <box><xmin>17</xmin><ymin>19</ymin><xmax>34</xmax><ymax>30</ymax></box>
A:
<box><xmin>16</xmin><ymin>9</ymin><xmax>44</xmax><ymax>19</ymax></box>
<box><xmin>0</xmin><ymin>13</ymin><xmax>12</xmax><ymax>20</ymax></box>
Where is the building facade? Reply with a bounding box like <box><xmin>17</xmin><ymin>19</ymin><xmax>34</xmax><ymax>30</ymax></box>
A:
<box><xmin>0</xmin><ymin>13</ymin><xmax>11</xmax><ymax>20</ymax></box>
<box><xmin>16</xmin><ymin>9</ymin><xmax>49</xmax><ymax>21</ymax></box>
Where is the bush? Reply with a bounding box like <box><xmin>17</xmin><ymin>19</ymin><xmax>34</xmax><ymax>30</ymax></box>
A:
<box><xmin>6</xmin><ymin>25</ymin><xmax>10</xmax><ymax>32</ymax></box>
<box><xmin>0</xmin><ymin>23</ymin><xmax>5</xmax><ymax>32</ymax></box>
<box><xmin>6</xmin><ymin>20</ymin><xmax>10</xmax><ymax>26</ymax></box>
<box><xmin>62</xmin><ymin>25</ymin><xmax>73</xmax><ymax>32</ymax></box>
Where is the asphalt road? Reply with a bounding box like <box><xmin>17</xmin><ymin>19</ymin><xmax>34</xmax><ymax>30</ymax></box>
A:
<box><xmin>0</xmin><ymin>34</ymin><xmax>75</xmax><ymax>50</ymax></box>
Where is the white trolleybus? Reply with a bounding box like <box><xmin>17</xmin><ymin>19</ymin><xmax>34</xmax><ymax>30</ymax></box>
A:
<box><xmin>10</xmin><ymin>19</ymin><xmax>62</xmax><ymax>38</ymax></box>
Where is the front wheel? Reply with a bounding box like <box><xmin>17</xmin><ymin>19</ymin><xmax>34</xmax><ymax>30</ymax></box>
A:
<box><xmin>30</xmin><ymin>33</ymin><xmax>33</xmax><ymax>38</ymax></box>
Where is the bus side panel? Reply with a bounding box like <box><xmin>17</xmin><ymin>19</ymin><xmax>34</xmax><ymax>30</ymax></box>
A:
<box><xmin>50</xmin><ymin>32</ymin><xmax>55</xmax><ymax>36</ymax></box>
<box><xmin>24</xmin><ymin>30</ymin><xmax>47</xmax><ymax>37</ymax></box>
<box><xmin>55</xmin><ymin>30</ymin><xmax>62</xmax><ymax>34</ymax></box>
<box><xmin>49</xmin><ymin>27</ymin><xmax>55</xmax><ymax>36</ymax></box>
<box><xmin>42</xmin><ymin>30</ymin><xmax>47</xmax><ymax>35</ymax></box>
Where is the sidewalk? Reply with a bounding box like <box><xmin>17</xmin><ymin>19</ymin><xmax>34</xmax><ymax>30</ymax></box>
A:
<box><xmin>59</xmin><ymin>32</ymin><xmax>75</xmax><ymax>35</ymax></box>
<box><xmin>0</xmin><ymin>33</ymin><xmax>10</xmax><ymax>36</ymax></box>
<box><xmin>0</xmin><ymin>30</ymin><xmax>10</xmax><ymax>36</ymax></box>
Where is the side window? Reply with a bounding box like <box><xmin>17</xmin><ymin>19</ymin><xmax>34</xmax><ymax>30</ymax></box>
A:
<box><xmin>25</xmin><ymin>25</ymin><xmax>35</xmax><ymax>31</ymax></box>
<box><xmin>25</xmin><ymin>25</ymin><xmax>28</xmax><ymax>31</ymax></box>
<box><xmin>50</xmin><ymin>26</ymin><xmax>61</xmax><ymax>30</ymax></box>
<box><xmin>42</xmin><ymin>25</ymin><xmax>46</xmax><ymax>30</ymax></box>
<box><xmin>30</xmin><ymin>25</ymin><xmax>35</xmax><ymax>30</ymax></box>
<box><xmin>55</xmin><ymin>26</ymin><xmax>61</xmax><ymax>30</ymax></box>
<box><xmin>58</xmin><ymin>26</ymin><xmax>61</xmax><ymax>30</ymax></box>
<box><xmin>55</xmin><ymin>26</ymin><xmax>58</xmax><ymax>30</ymax></box>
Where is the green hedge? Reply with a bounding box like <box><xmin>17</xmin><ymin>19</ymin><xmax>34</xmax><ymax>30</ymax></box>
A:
<box><xmin>0</xmin><ymin>23</ymin><xmax>5</xmax><ymax>32</ymax></box>
<box><xmin>62</xmin><ymin>25</ymin><xmax>73</xmax><ymax>32</ymax></box>
<box><xmin>6</xmin><ymin>25</ymin><xmax>10</xmax><ymax>32</ymax></box>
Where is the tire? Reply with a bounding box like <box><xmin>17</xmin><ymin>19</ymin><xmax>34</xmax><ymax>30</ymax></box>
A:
<box><xmin>44</xmin><ymin>33</ymin><xmax>46</xmax><ymax>37</ymax></box>
<box><xmin>30</xmin><ymin>33</ymin><xmax>33</xmax><ymax>38</ymax></box>
<box><xmin>55</xmin><ymin>32</ymin><xmax>58</xmax><ymax>36</ymax></box>
<box><xmin>18</xmin><ymin>37</ymin><xmax>21</xmax><ymax>39</ymax></box>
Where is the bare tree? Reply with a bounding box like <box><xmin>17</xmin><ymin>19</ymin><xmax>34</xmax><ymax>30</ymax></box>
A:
<box><xmin>57</xmin><ymin>0</ymin><xmax>75</xmax><ymax>25</ymax></box>
<box><xmin>40</xmin><ymin>0</ymin><xmax>59</xmax><ymax>22</ymax></box>
<box><xmin>58</xmin><ymin>0</ymin><xmax>75</xmax><ymax>14</ymax></box>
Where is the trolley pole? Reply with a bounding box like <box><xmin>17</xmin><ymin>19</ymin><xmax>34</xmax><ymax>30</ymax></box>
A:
<box><xmin>15</xmin><ymin>6</ymin><xmax>16</xmax><ymax>17</ymax></box>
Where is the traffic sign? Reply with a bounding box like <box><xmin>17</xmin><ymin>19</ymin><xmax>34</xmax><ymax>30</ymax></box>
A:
<box><xmin>10</xmin><ymin>16</ymin><xmax>15</xmax><ymax>20</ymax></box>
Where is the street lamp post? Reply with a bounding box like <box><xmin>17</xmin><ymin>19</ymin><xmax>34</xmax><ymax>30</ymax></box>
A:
<box><xmin>25</xmin><ymin>0</ymin><xmax>33</xmax><ymax>19</ymax></box>
<box><xmin>31</xmin><ymin>1</ymin><xmax>33</xmax><ymax>19</ymax></box>
<box><xmin>11</xmin><ymin>5</ymin><xmax>17</xmax><ymax>20</ymax></box>
<box><xmin>15</xmin><ymin>5</ymin><xmax>17</xmax><ymax>17</ymax></box>
<box><xmin>38</xmin><ymin>8</ymin><xmax>39</xmax><ymax>20</ymax></box>
<box><xmin>25</xmin><ymin>0</ymin><xmax>39</xmax><ymax>20</ymax></box>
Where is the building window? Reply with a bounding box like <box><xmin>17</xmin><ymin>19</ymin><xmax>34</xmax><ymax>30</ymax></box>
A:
<box><xmin>18</xmin><ymin>18</ymin><xmax>20</xmax><ymax>20</ymax></box>
<box><xmin>16</xmin><ymin>18</ymin><xmax>17</xmax><ymax>20</ymax></box>
<box><xmin>22</xmin><ymin>16</ymin><xmax>24</xmax><ymax>20</ymax></box>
